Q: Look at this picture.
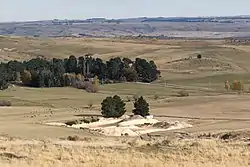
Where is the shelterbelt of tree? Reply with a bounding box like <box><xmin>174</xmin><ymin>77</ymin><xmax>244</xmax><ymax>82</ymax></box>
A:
<box><xmin>0</xmin><ymin>55</ymin><xmax>160</xmax><ymax>90</ymax></box>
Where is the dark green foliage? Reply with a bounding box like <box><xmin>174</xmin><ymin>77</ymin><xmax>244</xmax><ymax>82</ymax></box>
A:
<box><xmin>0</xmin><ymin>78</ymin><xmax>8</xmax><ymax>90</ymax></box>
<box><xmin>197</xmin><ymin>54</ymin><xmax>202</xmax><ymax>59</ymax></box>
<box><xmin>133</xmin><ymin>96</ymin><xmax>150</xmax><ymax>117</ymax></box>
<box><xmin>106</xmin><ymin>57</ymin><xmax>124</xmax><ymax>80</ymax></box>
<box><xmin>65</xmin><ymin>55</ymin><xmax>77</xmax><ymax>73</ymax></box>
<box><xmin>51</xmin><ymin>58</ymin><xmax>65</xmax><ymax>87</ymax></box>
<box><xmin>135</xmin><ymin>58</ymin><xmax>160</xmax><ymax>83</ymax></box>
<box><xmin>24</xmin><ymin>58</ymin><xmax>51</xmax><ymax>71</ymax></box>
<box><xmin>78</xmin><ymin>56</ymin><xmax>86</xmax><ymax>76</ymax></box>
<box><xmin>6</xmin><ymin>60</ymin><xmax>25</xmax><ymax>81</ymax></box>
<box><xmin>101</xmin><ymin>95</ymin><xmax>126</xmax><ymax>118</ymax></box>
<box><xmin>0</xmin><ymin>55</ymin><xmax>160</xmax><ymax>89</ymax></box>
<box><xmin>0</xmin><ymin>63</ymin><xmax>9</xmax><ymax>90</ymax></box>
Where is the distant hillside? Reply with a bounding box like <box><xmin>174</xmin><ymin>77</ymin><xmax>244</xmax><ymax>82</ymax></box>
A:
<box><xmin>1</xmin><ymin>16</ymin><xmax>250</xmax><ymax>38</ymax></box>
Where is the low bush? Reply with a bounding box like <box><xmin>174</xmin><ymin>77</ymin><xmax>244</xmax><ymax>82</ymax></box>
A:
<box><xmin>197</xmin><ymin>54</ymin><xmax>202</xmax><ymax>59</ymax></box>
<box><xmin>231</xmin><ymin>80</ymin><xmax>244</xmax><ymax>91</ymax></box>
<box><xmin>67</xmin><ymin>135</ymin><xmax>80</xmax><ymax>141</ymax></box>
<box><xmin>65</xmin><ymin>120</ymin><xmax>79</xmax><ymax>126</ymax></box>
<box><xmin>154</xmin><ymin>95</ymin><xmax>159</xmax><ymax>100</ymax></box>
<box><xmin>85</xmin><ymin>82</ymin><xmax>99</xmax><ymax>93</ymax></box>
<box><xmin>177</xmin><ymin>91</ymin><xmax>189</xmax><ymax>97</ymax></box>
<box><xmin>0</xmin><ymin>100</ymin><xmax>11</xmax><ymax>107</ymax></box>
<box><xmin>82</xmin><ymin>119</ymin><xmax>90</xmax><ymax>124</ymax></box>
<box><xmin>0</xmin><ymin>79</ymin><xmax>9</xmax><ymax>90</ymax></box>
<box><xmin>74</xmin><ymin>80</ymin><xmax>99</xmax><ymax>93</ymax></box>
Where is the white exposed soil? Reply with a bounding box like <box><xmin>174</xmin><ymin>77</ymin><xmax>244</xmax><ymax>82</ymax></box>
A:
<box><xmin>71</xmin><ymin>118</ymin><xmax>123</xmax><ymax>129</ymax></box>
<box><xmin>44</xmin><ymin>115</ymin><xmax>192</xmax><ymax>137</ymax></box>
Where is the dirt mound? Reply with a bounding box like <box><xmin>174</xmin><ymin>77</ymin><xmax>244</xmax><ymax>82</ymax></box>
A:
<box><xmin>44</xmin><ymin>116</ymin><xmax>193</xmax><ymax>137</ymax></box>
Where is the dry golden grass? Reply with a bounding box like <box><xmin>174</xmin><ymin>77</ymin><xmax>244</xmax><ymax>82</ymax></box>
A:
<box><xmin>2</xmin><ymin>36</ymin><xmax>250</xmax><ymax>166</ymax></box>
<box><xmin>0</xmin><ymin>136</ymin><xmax>249</xmax><ymax>167</ymax></box>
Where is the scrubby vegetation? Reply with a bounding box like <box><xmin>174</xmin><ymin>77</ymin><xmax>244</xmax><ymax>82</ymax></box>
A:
<box><xmin>177</xmin><ymin>90</ymin><xmax>190</xmax><ymax>97</ymax></box>
<box><xmin>224</xmin><ymin>80</ymin><xmax>244</xmax><ymax>91</ymax></box>
<box><xmin>231</xmin><ymin>80</ymin><xmax>244</xmax><ymax>91</ymax></box>
<box><xmin>0</xmin><ymin>100</ymin><xmax>11</xmax><ymax>107</ymax></box>
<box><xmin>0</xmin><ymin>78</ymin><xmax>8</xmax><ymax>90</ymax></box>
<box><xmin>0</xmin><ymin>55</ymin><xmax>160</xmax><ymax>91</ymax></box>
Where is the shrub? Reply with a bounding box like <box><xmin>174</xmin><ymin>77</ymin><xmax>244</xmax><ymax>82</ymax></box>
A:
<box><xmin>65</xmin><ymin>120</ymin><xmax>80</xmax><ymax>126</ymax></box>
<box><xmin>101</xmin><ymin>95</ymin><xmax>126</xmax><ymax>118</ymax></box>
<box><xmin>154</xmin><ymin>95</ymin><xmax>159</xmax><ymax>100</ymax></box>
<box><xmin>133</xmin><ymin>96</ymin><xmax>149</xmax><ymax>117</ymax></box>
<box><xmin>177</xmin><ymin>90</ymin><xmax>189</xmax><ymax>97</ymax></box>
<box><xmin>75</xmin><ymin>80</ymin><xmax>86</xmax><ymax>89</ymax></box>
<box><xmin>0</xmin><ymin>100</ymin><xmax>11</xmax><ymax>107</ymax></box>
<box><xmin>231</xmin><ymin>80</ymin><xmax>244</xmax><ymax>91</ymax></box>
<box><xmin>76</xmin><ymin>74</ymin><xmax>84</xmax><ymax>81</ymax></box>
<box><xmin>67</xmin><ymin>135</ymin><xmax>80</xmax><ymax>141</ymax></box>
<box><xmin>197</xmin><ymin>54</ymin><xmax>202</xmax><ymax>59</ymax></box>
<box><xmin>82</xmin><ymin>119</ymin><xmax>90</xmax><ymax>124</ymax></box>
<box><xmin>0</xmin><ymin>79</ymin><xmax>8</xmax><ymax>90</ymax></box>
<box><xmin>68</xmin><ymin>74</ymin><xmax>98</xmax><ymax>93</ymax></box>
<box><xmin>85</xmin><ymin>81</ymin><xmax>99</xmax><ymax>93</ymax></box>
<box><xmin>90</xmin><ymin>117</ymin><xmax>99</xmax><ymax>123</ymax></box>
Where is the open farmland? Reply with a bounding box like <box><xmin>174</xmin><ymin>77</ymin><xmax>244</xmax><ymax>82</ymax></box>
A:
<box><xmin>1</xmin><ymin>36</ymin><xmax>250</xmax><ymax>166</ymax></box>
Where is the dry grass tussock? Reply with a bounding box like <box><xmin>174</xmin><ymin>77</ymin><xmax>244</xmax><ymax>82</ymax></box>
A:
<box><xmin>0</xmin><ymin>136</ymin><xmax>249</xmax><ymax>167</ymax></box>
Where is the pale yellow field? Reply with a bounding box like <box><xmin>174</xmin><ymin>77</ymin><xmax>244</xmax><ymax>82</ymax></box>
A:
<box><xmin>1</xmin><ymin>36</ymin><xmax>250</xmax><ymax>166</ymax></box>
<box><xmin>0</xmin><ymin>134</ymin><xmax>250</xmax><ymax>167</ymax></box>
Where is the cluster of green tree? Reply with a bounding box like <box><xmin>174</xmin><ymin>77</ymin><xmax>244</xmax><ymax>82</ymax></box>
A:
<box><xmin>0</xmin><ymin>55</ymin><xmax>160</xmax><ymax>90</ymax></box>
<box><xmin>101</xmin><ymin>95</ymin><xmax>149</xmax><ymax>118</ymax></box>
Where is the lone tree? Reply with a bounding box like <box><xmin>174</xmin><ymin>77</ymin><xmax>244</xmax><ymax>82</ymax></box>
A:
<box><xmin>133</xmin><ymin>96</ymin><xmax>149</xmax><ymax>117</ymax></box>
<box><xmin>101</xmin><ymin>95</ymin><xmax>126</xmax><ymax>118</ymax></box>
<box><xmin>197</xmin><ymin>54</ymin><xmax>202</xmax><ymax>59</ymax></box>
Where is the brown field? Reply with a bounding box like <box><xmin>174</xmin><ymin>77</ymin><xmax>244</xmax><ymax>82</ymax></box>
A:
<box><xmin>1</xmin><ymin>36</ymin><xmax>250</xmax><ymax>166</ymax></box>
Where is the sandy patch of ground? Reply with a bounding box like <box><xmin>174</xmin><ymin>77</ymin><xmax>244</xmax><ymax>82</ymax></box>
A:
<box><xmin>44</xmin><ymin>115</ymin><xmax>192</xmax><ymax>137</ymax></box>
